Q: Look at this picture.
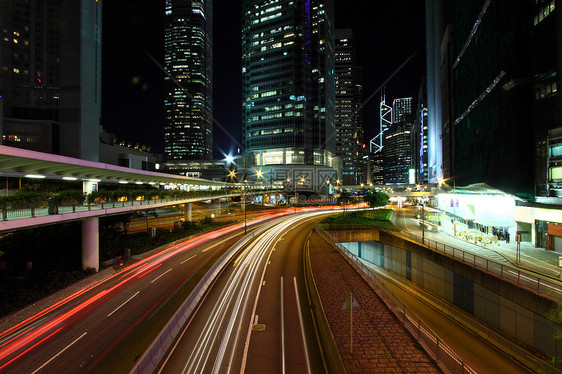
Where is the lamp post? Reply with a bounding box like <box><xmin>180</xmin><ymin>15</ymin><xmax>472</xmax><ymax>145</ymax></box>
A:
<box><xmin>286</xmin><ymin>177</ymin><xmax>294</xmax><ymax>213</ymax></box>
<box><xmin>243</xmin><ymin>178</ymin><xmax>247</xmax><ymax>235</ymax></box>
<box><xmin>421</xmin><ymin>202</ymin><xmax>425</xmax><ymax>244</ymax></box>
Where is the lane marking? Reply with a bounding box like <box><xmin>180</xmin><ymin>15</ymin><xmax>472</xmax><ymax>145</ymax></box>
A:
<box><xmin>180</xmin><ymin>254</ymin><xmax>197</xmax><ymax>264</ymax></box>
<box><xmin>262</xmin><ymin>281</ymin><xmax>266</xmax><ymax>286</ymax></box>
<box><xmin>31</xmin><ymin>331</ymin><xmax>87</xmax><ymax>374</ymax></box>
<box><xmin>281</xmin><ymin>276</ymin><xmax>285</xmax><ymax>374</ymax></box>
<box><xmin>294</xmin><ymin>277</ymin><xmax>312</xmax><ymax>374</ymax></box>
<box><xmin>151</xmin><ymin>268</ymin><xmax>173</xmax><ymax>284</ymax></box>
<box><xmin>254</xmin><ymin>315</ymin><xmax>259</xmax><ymax>325</ymax></box>
<box><xmin>107</xmin><ymin>291</ymin><xmax>140</xmax><ymax>317</ymax></box>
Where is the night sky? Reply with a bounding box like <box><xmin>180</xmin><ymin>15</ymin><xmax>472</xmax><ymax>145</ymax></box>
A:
<box><xmin>102</xmin><ymin>1</ymin><xmax>425</xmax><ymax>158</ymax></box>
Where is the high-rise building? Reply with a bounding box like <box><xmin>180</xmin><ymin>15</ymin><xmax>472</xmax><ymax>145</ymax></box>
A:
<box><xmin>241</xmin><ymin>0</ymin><xmax>336</xmax><ymax>192</ymax></box>
<box><xmin>335</xmin><ymin>29</ymin><xmax>363</xmax><ymax>185</ymax></box>
<box><xmin>392</xmin><ymin>97</ymin><xmax>412</xmax><ymax>124</ymax></box>
<box><xmin>384</xmin><ymin>97</ymin><xmax>412</xmax><ymax>184</ymax></box>
<box><xmin>164</xmin><ymin>0</ymin><xmax>213</xmax><ymax>161</ymax></box>
<box><xmin>0</xmin><ymin>0</ymin><xmax>102</xmax><ymax>161</ymax></box>
<box><xmin>425</xmin><ymin>0</ymin><xmax>535</xmax><ymax>198</ymax></box>
<box><xmin>532</xmin><ymin>0</ymin><xmax>562</xmax><ymax>198</ymax></box>
<box><xmin>412</xmin><ymin>79</ymin><xmax>428</xmax><ymax>184</ymax></box>
<box><xmin>425</xmin><ymin>0</ymin><xmax>449</xmax><ymax>183</ymax></box>
<box><xmin>451</xmin><ymin>0</ymin><xmax>533</xmax><ymax>197</ymax></box>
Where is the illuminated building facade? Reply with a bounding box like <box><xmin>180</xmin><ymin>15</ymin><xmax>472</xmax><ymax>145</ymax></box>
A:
<box><xmin>384</xmin><ymin>97</ymin><xmax>412</xmax><ymax>184</ymax></box>
<box><xmin>335</xmin><ymin>29</ymin><xmax>363</xmax><ymax>185</ymax></box>
<box><xmin>164</xmin><ymin>0</ymin><xmax>213</xmax><ymax>161</ymax></box>
<box><xmin>0</xmin><ymin>0</ymin><xmax>102</xmax><ymax>161</ymax></box>
<box><xmin>426</xmin><ymin>0</ymin><xmax>535</xmax><ymax>198</ymax></box>
<box><xmin>241</xmin><ymin>0</ymin><xmax>336</xmax><ymax>192</ymax></box>
<box><xmin>411</xmin><ymin>79</ymin><xmax>428</xmax><ymax>184</ymax></box>
<box><xmin>451</xmin><ymin>0</ymin><xmax>533</xmax><ymax>197</ymax></box>
<box><xmin>533</xmin><ymin>1</ymin><xmax>562</xmax><ymax>198</ymax></box>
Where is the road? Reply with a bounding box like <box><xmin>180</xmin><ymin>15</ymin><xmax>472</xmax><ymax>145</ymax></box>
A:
<box><xmin>0</xmin><ymin>213</ymin><xmax>286</xmax><ymax>374</ymax></box>
<box><xmin>158</xmin><ymin>211</ymin><xmax>334</xmax><ymax>374</ymax></box>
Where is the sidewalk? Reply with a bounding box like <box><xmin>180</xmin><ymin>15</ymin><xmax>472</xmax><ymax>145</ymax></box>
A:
<box><xmin>308</xmin><ymin>232</ymin><xmax>440</xmax><ymax>374</ymax></box>
<box><xmin>440</xmin><ymin>216</ymin><xmax>562</xmax><ymax>278</ymax></box>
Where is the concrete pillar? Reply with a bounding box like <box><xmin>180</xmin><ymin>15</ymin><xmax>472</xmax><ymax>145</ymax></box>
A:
<box><xmin>184</xmin><ymin>202</ymin><xmax>192</xmax><ymax>222</ymax></box>
<box><xmin>82</xmin><ymin>217</ymin><xmax>99</xmax><ymax>271</ymax></box>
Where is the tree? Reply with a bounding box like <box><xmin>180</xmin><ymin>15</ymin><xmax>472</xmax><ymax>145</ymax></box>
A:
<box><xmin>337</xmin><ymin>192</ymin><xmax>353</xmax><ymax>214</ymax></box>
<box><xmin>364</xmin><ymin>191</ymin><xmax>389</xmax><ymax>208</ymax></box>
<box><xmin>136</xmin><ymin>209</ymin><xmax>158</xmax><ymax>231</ymax></box>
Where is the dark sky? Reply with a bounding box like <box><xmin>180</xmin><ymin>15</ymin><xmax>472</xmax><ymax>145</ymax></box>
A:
<box><xmin>102</xmin><ymin>1</ymin><xmax>425</xmax><ymax>158</ymax></box>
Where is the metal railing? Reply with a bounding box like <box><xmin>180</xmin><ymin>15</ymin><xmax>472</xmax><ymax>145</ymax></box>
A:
<box><xmin>316</xmin><ymin>227</ymin><xmax>476</xmax><ymax>374</ymax></box>
<box><xmin>0</xmin><ymin>194</ymin><xmax>240</xmax><ymax>222</ymax></box>
<box><xmin>396</xmin><ymin>230</ymin><xmax>562</xmax><ymax>302</ymax></box>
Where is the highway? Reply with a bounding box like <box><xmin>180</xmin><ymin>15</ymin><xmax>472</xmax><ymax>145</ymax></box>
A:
<box><xmin>158</xmin><ymin>211</ymin><xmax>334</xmax><ymax>374</ymax></box>
<box><xmin>375</xmin><ymin>205</ymin><xmax>539</xmax><ymax>372</ymax></box>
<box><xmin>0</xmin><ymin>212</ymin><xmax>286</xmax><ymax>374</ymax></box>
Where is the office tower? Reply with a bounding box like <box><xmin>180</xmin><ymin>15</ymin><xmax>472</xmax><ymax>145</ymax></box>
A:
<box><xmin>451</xmin><ymin>0</ymin><xmax>533</xmax><ymax>197</ymax></box>
<box><xmin>532</xmin><ymin>0</ymin><xmax>562</xmax><ymax>198</ymax></box>
<box><xmin>164</xmin><ymin>0</ymin><xmax>213</xmax><ymax>161</ymax></box>
<box><xmin>424</xmin><ymin>0</ymin><xmax>448</xmax><ymax>183</ymax></box>
<box><xmin>383</xmin><ymin>98</ymin><xmax>412</xmax><ymax>184</ymax></box>
<box><xmin>335</xmin><ymin>29</ymin><xmax>363</xmax><ymax>185</ymax></box>
<box><xmin>426</xmin><ymin>0</ymin><xmax>534</xmax><ymax>197</ymax></box>
<box><xmin>241</xmin><ymin>0</ymin><xmax>336</xmax><ymax>192</ymax></box>
<box><xmin>413</xmin><ymin>79</ymin><xmax>429</xmax><ymax>184</ymax></box>
<box><xmin>0</xmin><ymin>0</ymin><xmax>102</xmax><ymax>161</ymax></box>
<box><xmin>392</xmin><ymin>97</ymin><xmax>412</xmax><ymax>124</ymax></box>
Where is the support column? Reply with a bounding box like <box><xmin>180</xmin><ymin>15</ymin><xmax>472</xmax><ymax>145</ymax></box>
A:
<box><xmin>82</xmin><ymin>217</ymin><xmax>99</xmax><ymax>271</ymax></box>
<box><xmin>184</xmin><ymin>202</ymin><xmax>192</xmax><ymax>222</ymax></box>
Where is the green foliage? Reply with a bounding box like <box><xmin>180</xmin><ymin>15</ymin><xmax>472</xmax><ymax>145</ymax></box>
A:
<box><xmin>319</xmin><ymin>209</ymin><xmax>396</xmax><ymax>230</ymax></box>
<box><xmin>364</xmin><ymin>191</ymin><xmax>390</xmax><ymax>207</ymax></box>
<box><xmin>55</xmin><ymin>190</ymin><xmax>83</xmax><ymax>205</ymax></box>
<box><xmin>200</xmin><ymin>215</ymin><xmax>214</xmax><ymax>225</ymax></box>
<box><xmin>337</xmin><ymin>191</ymin><xmax>353</xmax><ymax>206</ymax></box>
<box><xmin>5</xmin><ymin>191</ymin><xmax>49</xmax><ymax>208</ymax></box>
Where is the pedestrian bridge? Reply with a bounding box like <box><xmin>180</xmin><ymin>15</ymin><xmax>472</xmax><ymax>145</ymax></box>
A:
<box><xmin>0</xmin><ymin>146</ymin><xmax>270</xmax><ymax>271</ymax></box>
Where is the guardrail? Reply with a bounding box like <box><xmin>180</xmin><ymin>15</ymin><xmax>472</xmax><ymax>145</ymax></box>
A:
<box><xmin>0</xmin><ymin>194</ymin><xmax>240</xmax><ymax>222</ymax></box>
<box><xmin>129</xmin><ymin>219</ymin><xmax>278</xmax><ymax>374</ymax></box>
<box><xmin>303</xmin><ymin>233</ymin><xmax>346</xmax><ymax>374</ymax></box>
<box><xmin>316</xmin><ymin>227</ymin><xmax>477</xmax><ymax>374</ymax></box>
<box><xmin>395</xmin><ymin>230</ymin><xmax>562</xmax><ymax>302</ymax></box>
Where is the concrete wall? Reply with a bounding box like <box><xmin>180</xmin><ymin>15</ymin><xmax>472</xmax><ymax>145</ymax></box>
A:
<box><xmin>338</xmin><ymin>231</ymin><xmax>561</xmax><ymax>359</ymax></box>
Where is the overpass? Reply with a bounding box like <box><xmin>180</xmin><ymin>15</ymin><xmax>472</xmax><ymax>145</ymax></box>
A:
<box><xmin>0</xmin><ymin>146</ymin><xmax>271</xmax><ymax>270</ymax></box>
<box><xmin>339</xmin><ymin>183</ymin><xmax>438</xmax><ymax>199</ymax></box>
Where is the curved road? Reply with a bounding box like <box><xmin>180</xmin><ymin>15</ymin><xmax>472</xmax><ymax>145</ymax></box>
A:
<box><xmin>0</xmin><ymin>213</ymin><xmax>285</xmax><ymax>374</ymax></box>
<box><xmin>159</xmin><ymin>211</ymin><xmax>334</xmax><ymax>374</ymax></box>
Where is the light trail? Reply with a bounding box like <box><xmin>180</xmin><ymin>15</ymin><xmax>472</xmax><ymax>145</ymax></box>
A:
<box><xmin>0</xmin><ymin>215</ymin><xmax>269</xmax><ymax>371</ymax></box>
<box><xmin>163</xmin><ymin>211</ymin><xmax>331</xmax><ymax>374</ymax></box>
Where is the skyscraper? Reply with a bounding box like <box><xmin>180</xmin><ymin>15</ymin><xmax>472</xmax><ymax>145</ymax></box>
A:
<box><xmin>384</xmin><ymin>97</ymin><xmax>412</xmax><ymax>184</ymax></box>
<box><xmin>164</xmin><ymin>0</ymin><xmax>213</xmax><ymax>161</ymax></box>
<box><xmin>0</xmin><ymin>0</ymin><xmax>102</xmax><ymax>161</ymax></box>
<box><xmin>335</xmin><ymin>29</ymin><xmax>363</xmax><ymax>185</ymax></box>
<box><xmin>414</xmin><ymin>79</ymin><xmax>429</xmax><ymax>184</ymax></box>
<box><xmin>241</xmin><ymin>0</ymin><xmax>336</xmax><ymax>192</ymax></box>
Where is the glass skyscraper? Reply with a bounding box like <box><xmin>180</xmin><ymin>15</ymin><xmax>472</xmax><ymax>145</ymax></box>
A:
<box><xmin>384</xmin><ymin>97</ymin><xmax>412</xmax><ymax>184</ymax></box>
<box><xmin>0</xmin><ymin>0</ymin><xmax>102</xmax><ymax>161</ymax></box>
<box><xmin>335</xmin><ymin>29</ymin><xmax>363</xmax><ymax>185</ymax></box>
<box><xmin>164</xmin><ymin>0</ymin><xmax>213</xmax><ymax>161</ymax></box>
<box><xmin>241</xmin><ymin>0</ymin><xmax>336</xmax><ymax>192</ymax></box>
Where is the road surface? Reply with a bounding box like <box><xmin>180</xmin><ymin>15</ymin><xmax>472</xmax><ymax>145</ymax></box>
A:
<box><xmin>158</xmin><ymin>211</ymin><xmax>334</xmax><ymax>374</ymax></box>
